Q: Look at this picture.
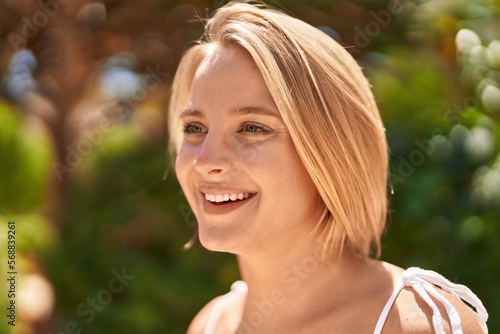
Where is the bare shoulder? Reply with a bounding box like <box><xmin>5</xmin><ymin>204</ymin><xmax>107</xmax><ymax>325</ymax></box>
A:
<box><xmin>186</xmin><ymin>295</ymin><xmax>224</xmax><ymax>334</ymax></box>
<box><xmin>385</xmin><ymin>269</ymin><xmax>485</xmax><ymax>334</ymax></box>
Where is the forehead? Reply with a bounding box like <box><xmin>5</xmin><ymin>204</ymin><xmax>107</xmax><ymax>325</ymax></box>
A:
<box><xmin>194</xmin><ymin>45</ymin><xmax>259</xmax><ymax>80</ymax></box>
<box><xmin>186</xmin><ymin>45</ymin><xmax>276</xmax><ymax>112</ymax></box>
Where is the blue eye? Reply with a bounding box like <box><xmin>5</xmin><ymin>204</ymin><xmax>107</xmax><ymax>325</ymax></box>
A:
<box><xmin>241</xmin><ymin>123</ymin><xmax>269</xmax><ymax>133</ymax></box>
<box><xmin>182</xmin><ymin>124</ymin><xmax>205</xmax><ymax>134</ymax></box>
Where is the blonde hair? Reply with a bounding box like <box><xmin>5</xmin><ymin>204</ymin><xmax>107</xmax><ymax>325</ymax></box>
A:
<box><xmin>168</xmin><ymin>1</ymin><xmax>388</xmax><ymax>258</ymax></box>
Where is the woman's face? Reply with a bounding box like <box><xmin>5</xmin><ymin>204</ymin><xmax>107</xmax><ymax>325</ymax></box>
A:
<box><xmin>175</xmin><ymin>46</ymin><xmax>320</xmax><ymax>254</ymax></box>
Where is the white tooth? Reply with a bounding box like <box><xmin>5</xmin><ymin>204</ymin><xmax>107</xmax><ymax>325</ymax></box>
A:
<box><xmin>223</xmin><ymin>194</ymin><xmax>230</xmax><ymax>201</ymax></box>
<box><xmin>244</xmin><ymin>193</ymin><xmax>250</xmax><ymax>199</ymax></box>
<box><xmin>209</xmin><ymin>194</ymin><xmax>216</xmax><ymax>202</ymax></box>
<box><xmin>230</xmin><ymin>194</ymin><xmax>238</xmax><ymax>201</ymax></box>
<box><xmin>216</xmin><ymin>194</ymin><xmax>224</xmax><ymax>202</ymax></box>
<box><xmin>205</xmin><ymin>193</ymin><xmax>210</xmax><ymax>201</ymax></box>
<box><xmin>237</xmin><ymin>193</ymin><xmax>244</xmax><ymax>200</ymax></box>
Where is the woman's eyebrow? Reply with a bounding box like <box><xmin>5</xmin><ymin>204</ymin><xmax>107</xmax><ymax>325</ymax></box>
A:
<box><xmin>229</xmin><ymin>106</ymin><xmax>281</xmax><ymax>118</ymax></box>
<box><xmin>180</xmin><ymin>106</ymin><xmax>282</xmax><ymax>119</ymax></box>
<box><xmin>180</xmin><ymin>108</ymin><xmax>203</xmax><ymax>119</ymax></box>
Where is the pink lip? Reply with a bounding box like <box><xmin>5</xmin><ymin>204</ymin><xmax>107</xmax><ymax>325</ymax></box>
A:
<box><xmin>202</xmin><ymin>195</ymin><xmax>256</xmax><ymax>215</ymax></box>
<box><xmin>195</xmin><ymin>183</ymin><xmax>258</xmax><ymax>215</ymax></box>
<box><xmin>199</xmin><ymin>191</ymin><xmax>257</xmax><ymax>215</ymax></box>
<box><xmin>198</xmin><ymin>184</ymin><xmax>257</xmax><ymax>195</ymax></box>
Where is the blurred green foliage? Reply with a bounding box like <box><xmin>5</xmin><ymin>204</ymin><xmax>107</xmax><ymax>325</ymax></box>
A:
<box><xmin>0</xmin><ymin>0</ymin><xmax>499</xmax><ymax>333</ymax></box>
<box><xmin>0</xmin><ymin>103</ymin><xmax>53</xmax><ymax>212</ymax></box>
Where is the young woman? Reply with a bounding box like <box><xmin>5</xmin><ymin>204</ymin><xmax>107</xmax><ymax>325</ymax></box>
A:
<box><xmin>168</xmin><ymin>2</ymin><xmax>489</xmax><ymax>333</ymax></box>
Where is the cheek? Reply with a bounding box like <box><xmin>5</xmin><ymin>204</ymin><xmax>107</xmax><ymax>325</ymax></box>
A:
<box><xmin>174</xmin><ymin>156</ymin><xmax>184</xmax><ymax>183</ymax></box>
<box><xmin>236</xmin><ymin>137</ymin><xmax>280</xmax><ymax>169</ymax></box>
<box><xmin>252</xmin><ymin>143</ymin><xmax>300</xmax><ymax>192</ymax></box>
<box><xmin>292</xmin><ymin>159</ymin><xmax>318</xmax><ymax>201</ymax></box>
<box><xmin>175</xmin><ymin>150</ymin><xmax>202</xmax><ymax>214</ymax></box>
<box><xmin>174</xmin><ymin>144</ymin><xmax>196</xmax><ymax>187</ymax></box>
<box><xmin>274</xmin><ymin>143</ymin><xmax>318</xmax><ymax>201</ymax></box>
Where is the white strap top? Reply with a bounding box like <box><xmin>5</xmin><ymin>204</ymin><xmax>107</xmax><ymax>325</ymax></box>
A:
<box><xmin>203</xmin><ymin>281</ymin><xmax>248</xmax><ymax>334</ymax></box>
<box><xmin>373</xmin><ymin>267</ymin><xmax>488</xmax><ymax>334</ymax></box>
<box><xmin>203</xmin><ymin>267</ymin><xmax>488</xmax><ymax>334</ymax></box>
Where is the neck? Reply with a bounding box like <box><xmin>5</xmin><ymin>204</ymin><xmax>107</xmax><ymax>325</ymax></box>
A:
<box><xmin>235</xmin><ymin>236</ymin><xmax>370</xmax><ymax>332</ymax></box>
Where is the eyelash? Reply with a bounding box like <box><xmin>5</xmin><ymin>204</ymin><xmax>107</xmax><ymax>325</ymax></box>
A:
<box><xmin>182</xmin><ymin>122</ymin><xmax>271</xmax><ymax>134</ymax></box>
<box><xmin>239</xmin><ymin>123</ymin><xmax>270</xmax><ymax>133</ymax></box>
<box><xmin>182</xmin><ymin>124</ymin><xmax>205</xmax><ymax>134</ymax></box>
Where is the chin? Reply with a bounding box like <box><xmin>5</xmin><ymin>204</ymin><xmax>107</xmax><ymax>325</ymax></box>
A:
<box><xmin>197</xmin><ymin>226</ymin><xmax>246</xmax><ymax>254</ymax></box>
<box><xmin>199</xmin><ymin>238</ymin><xmax>237</xmax><ymax>253</ymax></box>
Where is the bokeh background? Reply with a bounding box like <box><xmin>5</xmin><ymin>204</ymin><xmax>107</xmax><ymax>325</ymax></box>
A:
<box><xmin>0</xmin><ymin>0</ymin><xmax>499</xmax><ymax>333</ymax></box>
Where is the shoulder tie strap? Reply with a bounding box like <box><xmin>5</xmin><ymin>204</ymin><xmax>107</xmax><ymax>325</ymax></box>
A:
<box><xmin>203</xmin><ymin>281</ymin><xmax>248</xmax><ymax>334</ymax></box>
<box><xmin>373</xmin><ymin>267</ymin><xmax>488</xmax><ymax>334</ymax></box>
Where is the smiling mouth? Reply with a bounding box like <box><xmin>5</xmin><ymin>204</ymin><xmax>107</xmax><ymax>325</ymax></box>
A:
<box><xmin>204</xmin><ymin>192</ymin><xmax>256</xmax><ymax>205</ymax></box>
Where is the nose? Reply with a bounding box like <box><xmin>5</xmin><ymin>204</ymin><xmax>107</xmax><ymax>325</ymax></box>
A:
<box><xmin>193</xmin><ymin>132</ymin><xmax>233</xmax><ymax>176</ymax></box>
